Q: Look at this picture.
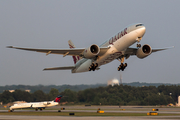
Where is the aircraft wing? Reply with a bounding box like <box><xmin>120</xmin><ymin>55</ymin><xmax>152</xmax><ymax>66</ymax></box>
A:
<box><xmin>7</xmin><ymin>46</ymin><xmax>109</xmax><ymax>57</ymax></box>
<box><xmin>125</xmin><ymin>46</ymin><xmax>174</xmax><ymax>57</ymax></box>
<box><xmin>151</xmin><ymin>46</ymin><xmax>174</xmax><ymax>52</ymax></box>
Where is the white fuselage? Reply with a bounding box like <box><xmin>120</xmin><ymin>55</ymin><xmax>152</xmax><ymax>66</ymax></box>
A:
<box><xmin>10</xmin><ymin>101</ymin><xmax>58</xmax><ymax>110</ymax></box>
<box><xmin>72</xmin><ymin>23</ymin><xmax>146</xmax><ymax>73</ymax></box>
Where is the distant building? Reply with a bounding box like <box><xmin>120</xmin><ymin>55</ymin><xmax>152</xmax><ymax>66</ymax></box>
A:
<box><xmin>25</xmin><ymin>90</ymin><xmax>31</xmax><ymax>93</ymax></box>
<box><xmin>9</xmin><ymin>90</ymin><xmax>15</xmax><ymax>93</ymax></box>
<box><xmin>107</xmin><ymin>79</ymin><xmax>119</xmax><ymax>86</ymax></box>
<box><xmin>8</xmin><ymin>89</ymin><xmax>31</xmax><ymax>93</ymax></box>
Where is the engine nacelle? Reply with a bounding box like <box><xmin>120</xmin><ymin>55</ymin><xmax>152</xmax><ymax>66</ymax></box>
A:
<box><xmin>136</xmin><ymin>44</ymin><xmax>152</xmax><ymax>59</ymax></box>
<box><xmin>83</xmin><ymin>44</ymin><xmax>100</xmax><ymax>59</ymax></box>
<box><xmin>43</xmin><ymin>102</ymin><xmax>48</xmax><ymax>105</ymax></box>
<box><xmin>43</xmin><ymin>102</ymin><xmax>50</xmax><ymax>105</ymax></box>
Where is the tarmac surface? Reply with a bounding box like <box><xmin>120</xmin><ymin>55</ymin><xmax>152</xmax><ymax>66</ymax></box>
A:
<box><xmin>1</xmin><ymin>115</ymin><xmax>180</xmax><ymax>120</ymax></box>
<box><xmin>1</xmin><ymin>105</ymin><xmax>180</xmax><ymax>120</ymax></box>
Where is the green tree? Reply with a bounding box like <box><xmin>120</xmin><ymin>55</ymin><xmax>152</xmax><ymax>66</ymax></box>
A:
<box><xmin>0</xmin><ymin>90</ymin><xmax>14</xmax><ymax>104</ymax></box>
<box><xmin>33</xmin><ymin>90</ymin><xmax>48</xmax><ymax>102</ymax></box>
<box><xmin>60</xmin><ymin>89</ymin><xmax>77</xmax><ymax>103</ymax></box>
<box><xmin>12</xmin><ymin>90</ymin><xmax>32</xmax><ymax>102</ymax></box>
<box><xmin>48</xmin><ymin>88</ymin><xmax>59</xmax><ymax>100</ymax></box>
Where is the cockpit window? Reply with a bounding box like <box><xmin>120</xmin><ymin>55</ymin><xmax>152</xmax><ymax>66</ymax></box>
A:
<box><xmin>136</xmin><ymin>24</ymin><xmax>144</xmax><ymax>27</ymax></box>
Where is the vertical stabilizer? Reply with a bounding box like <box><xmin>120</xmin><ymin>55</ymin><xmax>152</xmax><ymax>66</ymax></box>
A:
<box><xmin>68</xmin><ymin>40</ymin><xmax>80</xmax><ymax>64</ymax></box>
<box><xmin>54</xmin><ymin>95</ymin><xmax>62</xmax><ymax>102</ymax></box>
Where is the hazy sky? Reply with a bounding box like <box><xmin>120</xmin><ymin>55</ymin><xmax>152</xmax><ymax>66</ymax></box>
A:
<box><xmin>1</xmin><ymin>0</ymin><xmax>179</xmax><ymax>85</ymax></box>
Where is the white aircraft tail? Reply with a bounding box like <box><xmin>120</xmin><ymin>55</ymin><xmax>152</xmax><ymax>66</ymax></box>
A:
<box><xmin>68</xmin><ymin>40</ymin><xmax>81</xmax><ymax>64</ymax></box>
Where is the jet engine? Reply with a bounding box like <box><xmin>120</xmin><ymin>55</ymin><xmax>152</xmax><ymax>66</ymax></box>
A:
<box><xmin>43</xmin><ymin>102</ymin><xmax>48</xmax><ymax>105</ymax></box>
<box><xmin>136</xmin><ymin>44</ymin><xmax>152</xmax><ymax>59</ymax></box>
<box><xmin>43</xmin><ymin>102</ymin><xmax>50</xmax><ymax>105</ymax></box>
<box><xmin>83</xmin><ymin>44</ymin><xmax>100</xmax><ymax>59</ymax></box>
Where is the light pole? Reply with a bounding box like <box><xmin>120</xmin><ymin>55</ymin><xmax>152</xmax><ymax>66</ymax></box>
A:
<box><xmin>169</xmin><ymin>93</ymin><xmax>172</xmax><ymax>104</ymax></box>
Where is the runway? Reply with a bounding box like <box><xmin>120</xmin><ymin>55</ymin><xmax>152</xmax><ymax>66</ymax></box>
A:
<box><xmin>1</xmin><ymin>105</ymin><xmax>180</xmax><ymax>120</ymax></box>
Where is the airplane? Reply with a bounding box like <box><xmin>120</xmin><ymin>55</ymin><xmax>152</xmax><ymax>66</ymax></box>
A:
<box><xmin>9</xmin><ymin>95</ymin><xmax>62</xmax><ymax>112</ymax></box>
<box><xmin>7</xmin><ymin>23</ymin><xmax>173</xmax><ymax>73</ymax></box>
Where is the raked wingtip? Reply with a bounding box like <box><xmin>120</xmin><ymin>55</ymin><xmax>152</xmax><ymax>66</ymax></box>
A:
<box><xmin>6</xmin><ymin>46</ymin><xmax>13</xmax><ymax>48</ymax></box>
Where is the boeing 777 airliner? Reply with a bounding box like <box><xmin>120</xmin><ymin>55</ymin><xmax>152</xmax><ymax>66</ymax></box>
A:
<box><xmin>7</xmin><ymin>23</ymin><xmax>173</xmax><ymax>73</ymax></box>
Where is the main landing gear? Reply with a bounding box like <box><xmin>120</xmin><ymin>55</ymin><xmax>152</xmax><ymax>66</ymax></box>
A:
<box><xmin>118</xmin><ymin>63</ymin><xmax>127</xmax><ymax>71</ymax></box>
<box><xmin>117</xmin><ymin>57</ymin><xmax>127</xmax><ymax>71</ymax></box>
<box><xmin>89</xmin><ymin>63</ymin><xmax>98</xmax><ymax>71</ymax></box>
<box><xmin>8</xmin><ymin>109</ymin><xmax>14</xmax><ymax>112</ymax></box>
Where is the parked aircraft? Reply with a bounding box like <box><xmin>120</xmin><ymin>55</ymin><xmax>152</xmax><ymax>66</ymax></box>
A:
<box><xmin>9</xmin><ymin>95</ymin><xmax>62</xmax><ymax>112</ymax></box>
<box><xmin>7</xmin><ymin>23</ymin><xmax>173</xmax><ymax>73</ymax></box>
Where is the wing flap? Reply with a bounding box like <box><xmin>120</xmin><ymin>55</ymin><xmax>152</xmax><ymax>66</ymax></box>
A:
<box><xmin>43</xmin><ymin>66</ymin><xmax>75</xmax><ymax>70</ymax></box>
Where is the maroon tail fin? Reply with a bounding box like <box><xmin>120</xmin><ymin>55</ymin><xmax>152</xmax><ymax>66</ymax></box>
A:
<box><xmin>68</xmin><ymin>40</ymin><xmax>81</xmax><ymax>64</ymax></box>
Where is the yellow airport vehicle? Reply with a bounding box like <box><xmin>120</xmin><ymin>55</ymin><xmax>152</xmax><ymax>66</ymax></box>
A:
<box><xmin>97</xmin><ymin>110</ymin><xmax>104</xmax><ymax>113</ymax></box>
<box><xmin>147</xmin><ymin>112</ymin><xmax>158</xmax><ymax>115</ymax></box>
<box><xmin>152</xmin><ymin>109</ymin><xmax>158</xmax><ymax>111</ymax></box>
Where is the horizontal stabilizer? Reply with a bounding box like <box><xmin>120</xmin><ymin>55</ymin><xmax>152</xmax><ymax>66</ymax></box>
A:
<box><xmin>43</xmin><ymin>66</ymin><xmax>75</xmax><ymax>71</ymax></box>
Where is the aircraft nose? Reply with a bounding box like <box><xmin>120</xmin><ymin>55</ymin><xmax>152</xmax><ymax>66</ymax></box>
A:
<box><xmin>136</xmin><ymin>26</ymin><xmax>146</xmax><ymax>38</ymax></box>
<box><xmin>140</xmin><ymin>26</ymin><xmax>146</xmax><ymax>37</ymax></box>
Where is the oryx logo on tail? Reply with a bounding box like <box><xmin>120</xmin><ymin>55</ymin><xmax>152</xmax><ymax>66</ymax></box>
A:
<box><xmin>68</xmin><ymin>40</ymin><xmax>80</xmax><ymax>64</ymax></box>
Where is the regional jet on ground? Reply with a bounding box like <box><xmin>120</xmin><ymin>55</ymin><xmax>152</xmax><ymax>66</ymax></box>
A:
<box><xmin>7</xmin><ymin>23</ymin><xmax>173</xmax><ymax>73</ymax></box>
<box><xmin>9</xmin><ymin>95</ymin><xmax>62</xmax><ymax>112</ymax></box>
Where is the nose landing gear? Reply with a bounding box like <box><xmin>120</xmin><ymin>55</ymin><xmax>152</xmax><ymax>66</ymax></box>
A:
<box><xmin>137</xmin><ymin>44</ymin><xmax>141</xmax><ymax>48</ymax></box>
<box><xmin>89</xmin><ymin>63</ymin><xmax>98</xmax><ymax>71</ymax></box>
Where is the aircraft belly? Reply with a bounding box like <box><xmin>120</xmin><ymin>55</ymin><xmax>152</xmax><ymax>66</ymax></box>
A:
<box><xmin>97</xmin><ymin>52</ymin><xmax>121</xmax><ymax>66</ymax></box>
<box><xmin>74</xmin><ymin>59</ymin><xmax>92</xmax><ymax>73</ymax></box>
